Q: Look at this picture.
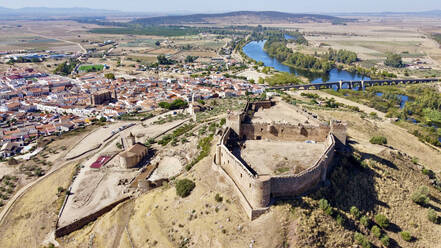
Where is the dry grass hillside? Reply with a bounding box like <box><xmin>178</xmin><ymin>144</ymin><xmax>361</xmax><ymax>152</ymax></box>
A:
<box><xmin>56</xmin><ymin>109</ymin><xmax>441</xmax><ymax>248</ymax></box>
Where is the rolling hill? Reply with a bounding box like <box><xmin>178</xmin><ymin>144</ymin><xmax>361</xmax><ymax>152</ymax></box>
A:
<box><xmin>131</xmin><ymin>11</ymin><xmax>350</xmax><ymax>25</ymax></box>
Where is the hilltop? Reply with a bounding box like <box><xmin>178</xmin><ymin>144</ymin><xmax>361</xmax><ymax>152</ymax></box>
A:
<box><xmin>131</xmin><ymin>11</ymin><xmax>349</xmax><ymax>25</ymax></box>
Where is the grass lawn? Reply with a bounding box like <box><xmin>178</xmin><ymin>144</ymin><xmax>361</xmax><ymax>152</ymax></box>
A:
<box><xmin>78</xmin><ymin>64</ymin><xmax>104</xmax><ymax>72</ymax></box>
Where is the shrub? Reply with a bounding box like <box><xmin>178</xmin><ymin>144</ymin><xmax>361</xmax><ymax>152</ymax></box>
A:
<box><xmin>400</xmin><ymin>231</ymin><xmax>412</xmax><ymax>242</ymax></box>
<box><xmin>369</xmin><ymin>112</ymin><xmax>378</xmax><ymax>118</ymax></box>
<box><xmin>354</xmin><ymin>232</ymin><xmax>371</xmax><ymax>248</ymax></box>
<box><xmin>381</xmin><ymin>235</ymin><xmax>390</xmax><ymax>247</ymax></box>
<box><xmin>428</xmin><ymin>208</ymin><xmax>439</xmax><ymax>224</ymax></box>
<box><xmin>374</xmin><ymin>214</ymin><xmax>390</xmax><ymax>229</ymax></box>
<box><xmin>57</xmin><ymin>187</ymin><xmax>65</xmax><ymax>195</ymax></box>
<box><xmin>350</xmin><ymin>206</ymin><xmax>361</xmax><ymax>219</ymax></box>
<box><xmin>336</xmin><ymin>215</ymin><xmax>344</xmax><ymax>226</ymax></box>
<box><xmin>371</xmin><ymin>225</ymin><xmax>381</xmax><ymax>238</ymax></box>
<box><xmin>411</xmin><ymin>186</ymin><xmax>430</xmax><ymax>205</ymax></box>
<box><xmin>215</xmin><ymin>193</ymin><xmax>223</xmax><ymax>203</ymax></box>
<box><xmin>175</xmin><ymin>179</ymin><xmax>195</xmax><ymax>198</ymax></box>
<box><xmin>422</xmin><ymin>168</ymin><xmax>435</xmax><ymax>179</ymax></box>
<box><xmin>360</xmin><ymin>215</ymin><xmax>370</xmax><ymax>227</ymax></box>
<box><xmin>369</xmin><ymin>136</ymin><xmax>387</xmax><ymax>145</ymax></box>
<box><xmin>318</xmin><ymin>198</ymin><xmax>333</xmax><ymax>216</ymax></box>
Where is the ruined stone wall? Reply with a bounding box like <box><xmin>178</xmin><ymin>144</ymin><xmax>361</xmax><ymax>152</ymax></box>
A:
<box><xmin>212</xmin><ymin>156</ymin><xmax>267</xmax><ymax>220</ymax></box>
<box><xmin>218</xmin><ymin>128</ymin><xmax>271</xmax><ymax>208</ymax></box>
<box><xmin>249</xmin><ymin>101</ymin><xmax>273</xmax><ymax>111</ymax></box>
<box><xmin>240</xmin><ymin>123</ymin><xmax>330</xmax><ymax>142</ymax></box>
<box><xmin>55</xmin><ymin>196</ymin><xmax>130</xmax><ymax>237</ymax></box>
<box><xmin>270</xmin><ymin>134</ymin><xmax>335</xmax><ymax>198</ymax></box>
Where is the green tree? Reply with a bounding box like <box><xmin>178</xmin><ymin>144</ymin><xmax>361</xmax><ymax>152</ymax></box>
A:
<box><xmin>369</xmin><ymin>136</ymin><xmax>387</xmax><ymax>145</ymax></box>
<box><xmin>371</xmin><ymin>225</ymin><xmax>381</xmax><ymax>238</ymax></box>
<box><xmin>157</xmin><ymin>55</ymin><xmax>174</xmax><ymax>65</ymax></box>
<box><xmin>400</xmin><ymin>231</ymin><xmax>412</xmax><ymax>242</ymax></box>
<box><xmin>104</xmin><ymin>73</ymin><xmax>115</xmax><ymax>80</ymax></box>
<box><xmin>384</xmin><ymin>53</ymin><xmax>404</xmax><ymax>68</ymax></box>
<box><xmin>374</xmin><ymin>214</ymin><xmax>390</xmax><ymax>229</ymax></box>
<box><xmin>428</xmin><ymin>208</ymin><xmax>439</xmax><ymax>224</ymax></box>
<box><xmin>350</xmin><ymin>206</ymin><xmax>361</xmax><ymax>219</ymax></box>
<box><xmin>175</xmin><ymin>179</ymin><xmax>196</xmax><ymax>198</ymax></box>
<box><xmin>381</xmin><ymin>235</ymin><xmax>390</xmax><ymax>247</ymax></box>
<box><xmin>411</xmin><ymin>186</ymin><xmax>430</xmax><ymax>205</ymax></box>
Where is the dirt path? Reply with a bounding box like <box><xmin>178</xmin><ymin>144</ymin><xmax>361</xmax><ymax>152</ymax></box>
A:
<box><xmin>291</xmin><ymin>90</ymin><xmax>386</xmax><ymax>118</ymax></box>
<box><xmin>110</xmin><ymin>200</ymin><xmax>135</xmax><ymax>248</ymax></box>
<box><xmin>25</xmin><ymin>27</ymin><xmax>87</xmax><ymax>53</ymax></box>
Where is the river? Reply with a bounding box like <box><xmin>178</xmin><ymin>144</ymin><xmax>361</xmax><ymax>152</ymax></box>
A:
<box><xmin>242</xmin><ymin>40</ymin><xmax>371</xmax><ymax>83</ymax></box>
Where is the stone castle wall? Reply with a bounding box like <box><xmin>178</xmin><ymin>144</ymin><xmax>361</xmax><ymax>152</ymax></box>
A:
<box><xmin>270</xmin><ymin>134</ymin><xmax>335</xmax><ymax>198</ymax></box>
<box><xmin>55</xmin><ymin>196</ymin><xmax>130</xmax><ymax>237</ymax></box>
<box><xmin>240</xmin><ymin>123</ymin><xmax>330</xmax><ymax>142</ymax></box>
<box><xmin>218</xmin><ymin>128</ymin><xmax>271</xmax><ymax>208</ymax></box>
<box><xmin>215</xmin><ymin>101</ymin><xmax>341</xmax><ymax>219</ymax></box>
<box><xmin>216</xmin><ymin>127</ymin><xmax>335</xmax><ymax>219</ymax></box>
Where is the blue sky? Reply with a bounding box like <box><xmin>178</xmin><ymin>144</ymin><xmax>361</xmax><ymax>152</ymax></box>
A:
<box><xmin>0</xmin><ymin>0</ymin><xmax>440</xmax><ymax>13</ymax></box>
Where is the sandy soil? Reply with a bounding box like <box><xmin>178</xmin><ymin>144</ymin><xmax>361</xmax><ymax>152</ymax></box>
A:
<box><xmin>149</xmin><ymin>156</ymin><xmax>182</xmax><ymax>181</ymax></box>
<box><xmin>0</xmin><ymin>162</ymin><xmax>16</xmax><ymax>179</ymax></box>
<box><xmin>0</xmin><ymin>162</ymin><xmax>76</xmax><ymax>248</ymax></box>
<box><xmin>237</xmin><ymin>69</ymin><xmax>269</xmax><ymax>82</ymax></box>
<box><xmin>292</xmin><ymin>90</ymin><xmax>386</xmax><ymax>118</ymax></box>
<box><xmin>59</xmin><ymin>142</ymin><xmax>287</xmax><ymax>248</ymax></box>
<box><xmin>237</xmin><ymin>140</ymin><xmax>327</xmax><ymax>175</ymax></box>
<box><xmin>66</xmin><ymin>122</ymin><xmax>131</xmax><ymax>159</ymax></box>
<box><xmin>252</xmin><ymin>100</ymin><xmax>321</xmax><ymax>125</ymax></box>
<box><xmin>58</xmin><ymin>116</ymin><xmax>189</xmax><ymax>227</ymax></box>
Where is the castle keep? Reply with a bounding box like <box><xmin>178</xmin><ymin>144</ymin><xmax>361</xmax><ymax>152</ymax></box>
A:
<box><xmin>213</xmin><ymin>100</ymin><xmax>346</xmax><ymax>219</ymax></box>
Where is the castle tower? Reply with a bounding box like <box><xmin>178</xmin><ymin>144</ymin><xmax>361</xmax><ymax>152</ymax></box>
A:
<box><xmin>124</xmin><ymin>132</ymin><xmax>136</xmax><ymax>148</ymax></box>
<box><xmin>112</xmin><ymin>89</ymin><xmax>118</xmax><ymax>101</ymax></box>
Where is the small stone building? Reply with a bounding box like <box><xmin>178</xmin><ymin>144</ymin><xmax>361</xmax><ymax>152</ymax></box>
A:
<box><xmin>119</xmin><ymin>143</ymin><xmax>148</xmax><ymax>168</ymax></box>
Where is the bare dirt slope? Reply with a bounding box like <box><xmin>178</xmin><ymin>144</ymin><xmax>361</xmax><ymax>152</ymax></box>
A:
<box><xmin>0</xmin><ymin>162</ymin><xmax>77</xmax><ymax>248</ymax></box>
<box><xmin>59</xmin><ymin>141</ymin><xmax>286</xmax><ymax>248</ymax></box>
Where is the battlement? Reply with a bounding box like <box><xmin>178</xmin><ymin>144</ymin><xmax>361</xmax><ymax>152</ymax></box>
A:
<box><xmin>214</xmin><ymin>100</ymin><xmax>345</xmax><ymax>219</ymax></box>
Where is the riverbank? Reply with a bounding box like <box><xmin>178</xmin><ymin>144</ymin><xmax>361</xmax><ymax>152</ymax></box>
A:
<box><xmin>243</xmin><ymin>40</ymin><xmax>371</xmax><ymax>83</ymax></box>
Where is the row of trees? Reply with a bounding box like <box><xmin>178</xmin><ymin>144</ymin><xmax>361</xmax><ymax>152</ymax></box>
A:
<box><xmin>158</xmin><ymin>99</ymin><xmax>188</xmax><ymax>110</ymax></box>
<box><xmin>264</xmin><ymin>38</ymin><xmax>333</xmax><ymax>72</ymax></box>
<box><xmin>53</xmin><ymin>59</ymin><xmax>80</xmax><ymax>76</ymax></box>
<box><xmin>323</xmin><ymin>48</ymin><xmax>358</xmax><ymax>64</ymax></box>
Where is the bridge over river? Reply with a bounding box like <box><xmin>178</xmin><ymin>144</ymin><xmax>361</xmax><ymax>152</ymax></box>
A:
<box><xmin>268</xmin><ymin>78</ymin><xmax>440</xmax><ymax>91</ymax></box>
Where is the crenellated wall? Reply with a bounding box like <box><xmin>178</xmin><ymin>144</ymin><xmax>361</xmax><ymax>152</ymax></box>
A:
<box><xmin>217</xmin><ymin>128</ymin><xmax>271</xmax><ymax>208</ymax></box>
<box><xmin>240</xmin><ymin>123</ymin><xmax>330</xmax><ymax>142</ymax></box>
<box><xmin>214</xmin><ymin>100</ymin><xmax>342</xmax><ymax>220</ymax></box>
<box><xmin>215</xmin><ymin>127</ymin><xmax>336</xmax><ymax>219</ymax></box>
<box><xmin>270</xmin><ymin>135</ymin><xmax>335</xmax><ymax>198</ymax></box>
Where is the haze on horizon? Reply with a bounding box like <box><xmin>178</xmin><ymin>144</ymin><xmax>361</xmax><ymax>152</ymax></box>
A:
<box><xmin>0</xmin><ymin>0</ymin><xmax>440</xmax><ymax>14</ymax></box>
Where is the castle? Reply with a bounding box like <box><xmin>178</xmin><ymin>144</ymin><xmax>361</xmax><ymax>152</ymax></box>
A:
<box><xmin>213</xmin><ymin>100</ymin><xmax>346</xmax><ymax>219</ymax></box>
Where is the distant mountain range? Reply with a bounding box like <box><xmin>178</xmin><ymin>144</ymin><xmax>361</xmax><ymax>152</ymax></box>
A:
<box><xmin>0</xmin><ymin>6</ymin><xmax>440</xmax><ymax>20</ymax></box>
<box><xmin>331</xmin><ymin>10</ymin><xmax>441</xmax><ymax>17</ymax></box>
<box><xmin>131</xmin><ymin>11</ymin><xmax>347</xmax><ymax>25</ymax></box>
<box><xmin>0</xmin><ymin>7</ymin><xmax>124</xmax><ymax>17</ymax></box>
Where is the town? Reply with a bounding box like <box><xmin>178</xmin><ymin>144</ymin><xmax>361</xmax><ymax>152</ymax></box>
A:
<box><xmin>0</xmin><ymin>3</ymin><xmax>441</xmax><ymax>248</ymax></box>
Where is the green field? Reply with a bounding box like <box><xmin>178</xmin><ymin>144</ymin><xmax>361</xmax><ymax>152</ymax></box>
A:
<box><xmin>78</xmin><ymin>64</ymin><xmax>104</xmax><ymax>72</ymax></box>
